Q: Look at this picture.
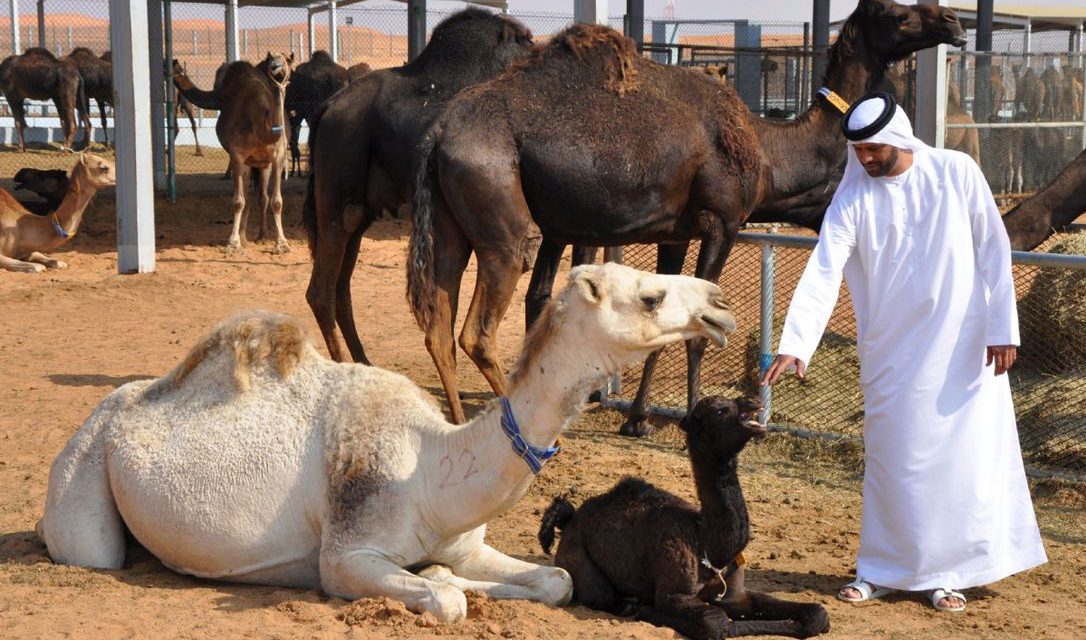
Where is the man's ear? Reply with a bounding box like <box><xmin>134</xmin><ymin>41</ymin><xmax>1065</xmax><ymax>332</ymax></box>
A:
<box><xmin>570</xmin><ymin>266</ymin><xmax>603</xmax><ymax>305</ymax></box>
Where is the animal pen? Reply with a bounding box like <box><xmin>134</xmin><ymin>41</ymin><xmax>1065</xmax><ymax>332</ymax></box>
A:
<box><xmin>0</xmin><ymin>1</ymin><xmax>1084</xmax><ymax>483</ymax></box>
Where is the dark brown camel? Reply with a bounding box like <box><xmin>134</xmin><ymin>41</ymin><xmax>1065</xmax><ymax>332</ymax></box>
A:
<box><xmin>12</xmin><ymin>167</ymin><xmax>68</xmax><ymax>215</ymax></box>
<box><xmin>170</xmin><ymin>59</ymin><xmax>203</xmax><ymax>156</ymax></box>
<box><xmin>172</xmin><ymin>60</ymin><xmax>228</xmax><ymax>111</ymax></box>
<box><xmin>539</xmin><ymin>395</ymin><xmax>829</xmax><ymax>639</ymax></box>
<box><xmin>182</xmin><ymin>52</ymin><xmax>294</xmax><ymax>252</ymax></box>
<box><xmin>302</xmin><ymin>8</ymin><xmax>533</xmax><ymax>365</ymax></box>
<box><xmin>407</xmin><ymin>0</ymin><xmax>966</xmax><ymax>428</ymax></box>
<box><xmin>284</xmin><ymin>50</ymin><xmax>349</xmax><ymax>177</ymax></box>
<box><xmin>1002</xmin><ymin>147</ymin><xmax>1086</xmax><ymax>251</ymax></box>
<box><xmin>0</xmin><ymin>47</ymin><xmax>89</xmax><ymax>152</ymax></box>
<box><xmin>64</xmin><ymin>47</ymin><xmax>112</xmax><ymax>148</ymax></box>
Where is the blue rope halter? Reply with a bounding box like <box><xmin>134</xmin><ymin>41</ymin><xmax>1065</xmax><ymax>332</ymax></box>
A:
<box><xmin>500</xmin><ymin>397</ymin><xmax>559</xmax><ymax>474</ymax></box>
<box><xmin>50</xmin><ymin>213</ymin><xmax>74</xmax><ymax>239</ymax></box>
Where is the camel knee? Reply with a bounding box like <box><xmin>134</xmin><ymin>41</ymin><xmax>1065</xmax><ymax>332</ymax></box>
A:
<box><xmin>458</xmin><ymin>332</ymin><xmax>496</xmax><ymax>369</ymax></box>
<box><xmin>536</xmin><ymin>567</ymin><xmax>574</xmax><ymax>607</ymax></box>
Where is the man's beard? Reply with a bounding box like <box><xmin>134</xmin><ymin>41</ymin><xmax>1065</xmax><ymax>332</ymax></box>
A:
<box><xmin>864</xmin><ymin>147</ymin><xmax>900</xmax><ymax>177</ymax></box>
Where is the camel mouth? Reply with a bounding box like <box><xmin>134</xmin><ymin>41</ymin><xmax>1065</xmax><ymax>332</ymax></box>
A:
<box><xmin>739</xmin><ymin>414</ymin><xmax>767</xmax><ymax>436</ymax></box>
<box><xmin>698</xmin><ymin>313</ymin><xmax>736</xmax><ymax>348</ymax></box>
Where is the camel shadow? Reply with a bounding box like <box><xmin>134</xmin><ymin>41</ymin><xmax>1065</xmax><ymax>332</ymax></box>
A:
<box><xmin>46</xmin><ymin>373</ymin><xmax>154</xmax><ymax>388</ymax></box>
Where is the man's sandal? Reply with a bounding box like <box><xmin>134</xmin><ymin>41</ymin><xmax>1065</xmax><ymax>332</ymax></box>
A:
<box><xmin>930</xmin><ymin>588</ymin><xmax>967</xmax><ymax>612</ymax></box>
<box><xmin>837</xmin><ymin>578</ymin><xmax>897</xmax><ymax>603</ymax></box>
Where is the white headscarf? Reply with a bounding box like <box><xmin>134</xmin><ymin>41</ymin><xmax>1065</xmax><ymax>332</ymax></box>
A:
<box><xmin>838</xmin><ymin>95</ymin><xmax>929</xmax><ymax>195</ymax></box>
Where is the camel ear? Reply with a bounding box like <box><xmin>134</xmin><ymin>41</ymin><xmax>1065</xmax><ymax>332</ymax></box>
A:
<box><xmin>288</xmin><ymin>52</ymin><xmax>295</xmax><ymax>65</ymax></box>
<box><xmin>79</xmin><ymin>151</ymin><xmax>87</xmax><ymax>166</ymax></box>
<box><xmin>569</xmin><ymin>266</ymin><xmax>604</xmax><ymax>305</ymax></box>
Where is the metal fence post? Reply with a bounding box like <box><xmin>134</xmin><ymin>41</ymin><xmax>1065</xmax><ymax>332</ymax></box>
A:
<box><xmin>9</xmin><ymin>0</ymin><xmax>20</xmax><ymax>55</ymax></box>
<box><xmin>758</xmin><ymin>229</ymin><xmax>777</xmax><ymax>426</ymax></box>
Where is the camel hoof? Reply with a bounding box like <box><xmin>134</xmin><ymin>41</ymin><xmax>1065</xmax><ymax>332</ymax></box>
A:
<box><xmin>19</xmin><ymin>263</ymin><xmax>48</xmax><ymax>273</ymax></box>
<box><xmin>618</xmin><ymin>418</ymin><xmax>655</xmax><ymax>438</ymax></box>
<box><xmin>52</xmin><ymin>260</ymin><xmax>68</xmax><ymax>270</ymax></box>
<box><xmin>418</xmin><ymin>564</ymin><xmax>455</xmax><ymax>584</ymax></box>
<box><xmin>225</xmin><ymin>241</ymin><xmax>243</xmax><ymax>254</ymax></box>
<box><xmin>60</xmin><ymin>146</ymin><xmax>74</xmax><ymax>153</ymax></box>
<box><xmin>272</xmin><ymin>241</ymin><xmax>291</xmax><ymax>255</ymax></box>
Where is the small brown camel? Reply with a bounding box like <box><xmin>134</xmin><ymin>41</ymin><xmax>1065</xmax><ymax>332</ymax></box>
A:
<box><xmin>407</xmin><ymin>0</ymin><xmax>966</xmax><ymax>427</ymax></box>
<box><xmin>0</xmin><ymin>152</ymin><xmax>115</xmax><ymax>272</ymax></box>
<box><xmin>0</xmin><ymin>47</ymin><xmax>90</xmax><ymax>152</ymax></box>
<box><xmin>176</xmin><ymin>52</ymin><xmax>294</xmax><ymax>253</ymax></box>
<box><xmin>1002</xmin><ymin>147</ymin><xmax>1086</xmax><ymax>251</ymax></box>
<box><xmin>64</xmin><ymin>47</ymin><xmax>112</xmax><ymax>149</ymax></box>
<box><xmin>303</xmin><ymin>8</ymin><xmax>533</xmax><ymax>365</ymax></box>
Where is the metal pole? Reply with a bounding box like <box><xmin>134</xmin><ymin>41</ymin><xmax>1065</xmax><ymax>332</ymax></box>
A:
<box><xmin>110</xmin><ymin>0</ymin><xmax>156</xmax><ymax>273</ymax></box>
<box><xmin>149</xmin><ymin>0</ymin><xmax>167</xmax><ymax>192</ymax></box>
<box><xmin>407</xmin><ymin>0</ymin><xmax>425</xmax><ymax>62</ymax></box>
<box><xmin>758</xmin><ymin>231</ymin><xmax>777</xmax><ymax>426</ymax></box>
<box><xmin>1023</xmin><ymin>21</ymin><xmax>1031</xmax><ymax>55</ymax></box>
<box><xmin>801</xmin><ymin>22</ymin><xmax>809</xmax><ymax>107</ymax></box>
<box><xmin>37</xmin><ymin>0</ymin><xmax>45</xmax><ymax>48</ymax></box>
<box><xmin>66</xmin><ymin>25</ymin><xmax>71</xmax><ymax>53</ymax></box>
<box><xmin>9</xmin><ymin>0</ymin><xmax>20</xmax><ymax>54</ymax></box>
<box><xmin>974</xmin><ymin>0</ymin><xmax>994</xmax><ymax>124</ymax></box>
<box><xmin>225</xmin><ymin>0</ymin><xmax>238</xmax><ymax>62</ymax></box>
<box><xmin>625</xmin><ymin>0</ymin><xmax>644</xmax><ymax>45</ymax></box>
<box><xmin>308</xmin><ymin>9</ymin><xmax>316</xmax><ymax>60</ymax></box>
<box><xmin>328</xmin><ymin>1</ymin><xmax>337</xmax><ymax>62</ymax></box>
<box><xmin>165</xmin><ymin>0</ymin><xmax>176</xmax><ymax>203</ymax></box>
<box><xmin>811</xmin><ymin>0</ymin><xmax>829</xmax><ymax>99</ymax></box>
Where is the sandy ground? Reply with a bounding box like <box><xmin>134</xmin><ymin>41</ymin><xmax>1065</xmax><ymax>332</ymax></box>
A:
<box><xmin>1</xmin><ymin>171</ymin><xmax>1084</xmax><ymax>640</ymax></box>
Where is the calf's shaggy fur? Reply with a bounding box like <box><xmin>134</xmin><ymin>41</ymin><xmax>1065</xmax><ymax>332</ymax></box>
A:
<box><xmin>539</xmin><ymin>395</ymin><xmax>829</xmax><ymax>639</ymax></box>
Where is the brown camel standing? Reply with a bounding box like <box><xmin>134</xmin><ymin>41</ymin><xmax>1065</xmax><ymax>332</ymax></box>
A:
<box><xmin>0</xmin><ymin>153</ymin><xmax>115</xmax><ymax>272</ymax></box>
<box><xmin>406</xmin><ymin>0</ymin><xmax>966</xmax><ymax>427</ymax></box>
<box><xmin>302</xmin><ymin>8</ymin><xmax>533</xmax><ymax>365</ymax></box>
<box><xmin>0</xmin><ymin>48</ymin><xmax>89</xmax><ymax>152</ymax></box>
<box><xmin>177</xmin><ymin>52</ymin><xmax>294</xmax><ymax>253</ymax></box>
<box><xmin>64</xmin><ymin>47</ymin><xmax>112</xmax><ymax>148</ymax></box>
<box><xmin>284</xmin><ymin>50</ymin><xmax>349</xmax><ymax>177</ymax></box>
<box><xmin>1002</xmin><ymin>147</ymin><xmax>1086</xmax><ymax>251</ymax></box>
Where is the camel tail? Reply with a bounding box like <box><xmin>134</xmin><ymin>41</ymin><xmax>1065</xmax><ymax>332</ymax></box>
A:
<box><xmin>538</xmin><ymin>495</ymin><xmax>577</xmax><ymax>555</ymax></box>
<box><xmin>407</xmin><ymin>128</ymin><xmax>441</xmax><ymax>330</ymax></box>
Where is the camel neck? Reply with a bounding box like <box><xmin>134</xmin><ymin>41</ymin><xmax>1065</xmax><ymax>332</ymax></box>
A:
<box><xmin>52</xmin><ymin>170</ymin><xmax>97</xmax><ymax>238</ymax></box>
<box><xmin>424</xmin><ymin>324</ymin><xmax>613</xmax><ymax>535</ymax></box>
<box><xmin>689</xmin><ymin>449</ymin><xmax>750</xmax><ymax>568</ymax></box>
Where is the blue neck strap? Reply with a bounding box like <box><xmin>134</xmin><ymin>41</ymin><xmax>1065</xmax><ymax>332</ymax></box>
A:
<box><xmin>500</xmin><ymin>397</ymin><xmax>559</xmax><ymax>474</ymax></box>
<box><xmin>50</xmin><ymin>213</ymin><xmax>73</xmax><ymax>239</ymax></box>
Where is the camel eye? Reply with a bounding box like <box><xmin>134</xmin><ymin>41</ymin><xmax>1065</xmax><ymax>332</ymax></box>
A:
<box><xmin>641</xmin><ymin>293</ymin><xmax>664</xmax><ymax>311</ymax></box>
<box><xmin>896</xmin><ymin>13</ymin><xmax>910</xmax><ymax>26</ymax></box>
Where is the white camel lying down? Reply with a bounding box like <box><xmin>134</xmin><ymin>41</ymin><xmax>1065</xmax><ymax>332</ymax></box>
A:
<box><xmin>39</xmin><ymin>263</ymin><xmax>736</xmax><ymax>622</ymax></box>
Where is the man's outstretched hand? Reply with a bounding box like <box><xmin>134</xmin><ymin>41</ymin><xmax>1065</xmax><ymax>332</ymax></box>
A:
<box><xmin>761</xmin><ymin>354</ymin><xmax>806</xmax><ymax>386</ymax></box>
<box><xmin>987</xmin><ymin>345</ymin><xmax>1017</xmax><ymax>376</ymax></box>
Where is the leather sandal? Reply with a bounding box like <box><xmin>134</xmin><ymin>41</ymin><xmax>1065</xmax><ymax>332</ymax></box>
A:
<box><xmin>837</xmin><ymin>578</ymin><xmax>897</xmax><ymax>603</ymax></box>
<box><xmin>930</xmin><ymin>588</ymin><xmax>967</xmax><ymax>612</ymax></box>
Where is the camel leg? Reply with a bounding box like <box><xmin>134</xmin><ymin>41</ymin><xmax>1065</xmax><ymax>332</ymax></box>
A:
<box><xmin>0</xmin><ymin>254</ymin><xmax>47</xmax><ymax>273</ymax></box>
<box><xmin>97</xmin><ymin>99</ymin><xmax>109</xmax><ymax>148</ymax></box>
<box><xmin>422</xmin><ymin>543</ymin><xmax>572</xmax><ymax>607</ymax></box>
<box><xmin>637</xmin><ymin>594</ymin><xmax>731</xmax><ymax>640</ymax></box>
<box><xmin>335</xmin><ymin>223</ymin><xmax>374</xmax><ymax>364</ymax></box>
<box><xmin>226</xmin><ymin>156</ymin><xmax>247</xmax><ymax>252</ymax></box>
<box><xmin>458</xmin><ymin>246</ymin><xmax>525</xmax><ymax>398</ymax></box>
<box><xmin>256</xmin><ymin>167</ymin><xmax>272</xmax><ymax>243</ymax></box>
<box><xmin>320</xmin><ymin>551</ymin><xmax>468</xmax><ymax>623</ymax></box>
<box><xmin>307</xmin><ymin>223</ymin><xmax>354</xmax><ymax>363</ymax></box>
<box><xmin>26</xmin><ymin>252</ymin><xmax>67</xmax><ymax>270</ymax></box>
<box><xmin>620</xmin><ymin>242</ymin><xmax>691</xmax><ymax>437</ymax></box>
<box><xmin>267</xmin><ymin>162</ymin><xmax>290</xmax><ymax>254</ymax></box>
<box><xmin>9</xmin><ymin>97</ymin><xmax>27</xmax><ymax>152</ymax></box>
<box><xmin>571</xmin><ymin>245</ymin><xmax>599</xmax><ymax>266</ymax></box>
<box><xmin>524</xmin><ymin>237</ymin><xmax>565</xmax><ymax>329</ymax></box>
<box><xmin>55</xmin><ymin>95</ymin><xmax>76</xmax><ymax>152</ymax></box>
<box><xmin>423</xmin><ymin>210</ymin><xmax>473</xmax><ymax>423</ymax></box>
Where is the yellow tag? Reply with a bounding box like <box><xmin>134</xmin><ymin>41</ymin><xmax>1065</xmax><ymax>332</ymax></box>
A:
<box><xmin>819</xmin><ymin>88</ymin><xmax>851</xmax><ymax>115</ymax></box>
<box><xmin>734</xmin><ymin>552</ymin><xmax>746</xmax><ymax>567</ymax></box>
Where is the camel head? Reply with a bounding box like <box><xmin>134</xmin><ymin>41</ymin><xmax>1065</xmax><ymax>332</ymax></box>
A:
<box><xmin>844</xmin><ymin>0</ymin><xmax>966</xmax><ymax>65</ymax></box>
<box><xmin>262</xmin><ymin>51</ymin><xmax>294</xmax><ymax>87</ymax></box>
<box><xmin>75</xmin><ymin>152</ymin><xmax>116</xmax><ymax>189</ymax></box>
<box><xmin>551</xmin><ymin>263</ymin><xmax>736</xmax><ymax>358</ymax></box>
<box><xmin>680</xmin><ymin>395</ymin><xmax>767</xmax><ymax>457</ymax></box>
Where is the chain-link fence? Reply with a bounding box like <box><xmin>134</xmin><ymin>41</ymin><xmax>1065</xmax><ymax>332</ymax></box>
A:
<box><xmin>605</xmin><ymin>231</ymin><xmax>1086</xmax><ymax>482</ymax></box>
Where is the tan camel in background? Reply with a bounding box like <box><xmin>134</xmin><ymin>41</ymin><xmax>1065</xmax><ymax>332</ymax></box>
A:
<box><xmin>0</xmin><ymin>153</ymin><xmax>116</xmax><ymax>272</ymax></box>
<box><xmin>174</xmin><ymin>52</ymin><xmax>293</xmax><ymax>252</ymax></box>
<box><xmin>38</xmin><ymin>263</ymin><xmax>735</xmax><ymax>622</ymax></box>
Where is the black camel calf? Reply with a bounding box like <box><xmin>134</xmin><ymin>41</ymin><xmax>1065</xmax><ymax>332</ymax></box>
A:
<box><xmin>539</xmin><ymin>395</ymin><xmax>829</xmax><ymax>639</ymax></box>
<box><xmin>13</xmin><ymin>167</ymin><xmax>69</xmax><ymax>215</ymax></box>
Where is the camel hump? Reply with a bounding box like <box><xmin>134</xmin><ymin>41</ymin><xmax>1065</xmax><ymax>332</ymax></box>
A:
<box><xmin>149</xmin><ymin>311</ymin><xmax>312</xmax><ymax>397</ymax></box>
<box><xmin>528</xmin><ymin>22</ymin><xmax>640</xmax><ymax>95</ymax></box>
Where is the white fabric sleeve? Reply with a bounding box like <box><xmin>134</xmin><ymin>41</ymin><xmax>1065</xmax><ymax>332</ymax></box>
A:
<box><xmin>776</xmin><ymin>200</ymin><xmax>858</xmax><ymax>367</ymax></box>
<box><xmin>965</xmin><ymin>159</ymin><xmax>1020</xmax><ymax>346</ymax></box>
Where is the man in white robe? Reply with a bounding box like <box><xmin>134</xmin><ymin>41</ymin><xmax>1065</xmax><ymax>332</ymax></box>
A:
<box><xmin>761</xmin><ymin>93</ymin><xmax>1047</xmax><ymax>612</ymax></box>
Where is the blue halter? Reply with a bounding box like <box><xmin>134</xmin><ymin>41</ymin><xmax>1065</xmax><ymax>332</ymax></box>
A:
<box><xmin>500</xmin><ymin>397</ymin><xmax>559</xmax><ymax>474</ymax></box>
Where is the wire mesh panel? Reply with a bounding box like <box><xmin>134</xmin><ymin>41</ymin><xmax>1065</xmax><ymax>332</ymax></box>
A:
<box><xmin>609</xmin><ymin>231</ymin><xmax>1086</xmax><ymax>482</ymax></box>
